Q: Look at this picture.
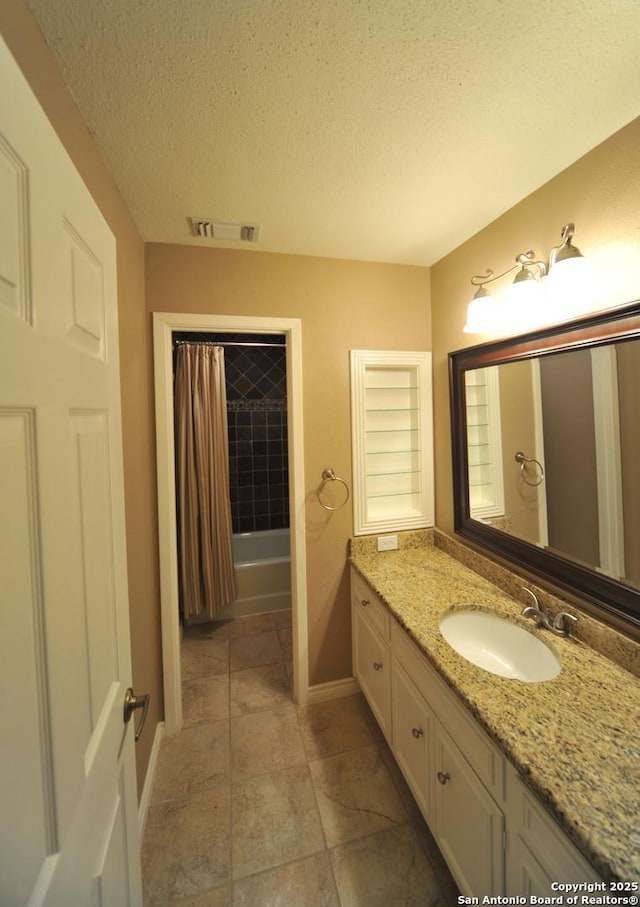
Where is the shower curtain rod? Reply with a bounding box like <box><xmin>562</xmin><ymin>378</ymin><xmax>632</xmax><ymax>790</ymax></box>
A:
<box><xmin>174</xmin><ymin>339</ymin><xmax>285</xmax><ymax>349</ymax></box>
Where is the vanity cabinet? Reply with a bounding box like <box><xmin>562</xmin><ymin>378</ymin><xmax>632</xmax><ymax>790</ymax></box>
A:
<box><xmin>351</xmin><ymin>567</ymin><xmax>602</xmax><ymax>897</ymax></box>
<box><xmin>392</xmin><ymin>656</ymin><xmax>504</xmax><ymax>893</ymax></box>
<box><xmin>390</xmin><ymin>615</ymin><xmax>506</xmax><ymax>896</ymax></box>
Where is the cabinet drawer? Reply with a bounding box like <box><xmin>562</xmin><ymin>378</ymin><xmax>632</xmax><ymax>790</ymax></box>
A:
<box><xmin>351</xmin><ymin>569</ymin><xmax>390</xmax><ymax>640</ymax></box>
<box><xmin>392</xmin><ymin>621</ymin><xmax>505</xmax><ymax>801</ymax></box>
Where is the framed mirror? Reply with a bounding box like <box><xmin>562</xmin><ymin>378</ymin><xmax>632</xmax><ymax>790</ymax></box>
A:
<box><xmin>449</xmin><ymin>300</ymin><xmax>640</xmax><ymax>636</ymax></box>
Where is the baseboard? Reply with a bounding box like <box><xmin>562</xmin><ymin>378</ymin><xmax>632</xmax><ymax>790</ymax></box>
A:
<box><xmin>138</xmin><ymin>721</ymin><xmax>165</xmax><ymax>841</ymax></box>
<box><xmin>306</xmin><ymin>676</ymin><xmax>360</xmax><ymax>704</ymax></box>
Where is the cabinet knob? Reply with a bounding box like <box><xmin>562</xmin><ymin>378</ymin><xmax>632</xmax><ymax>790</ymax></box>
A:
<box><xmin>411</xmin><ymin>727</ymin><xmax>424</xmax><ymax>739</ymax></box>
<box><xmin>373</xmin><ymin>661</ymin><xmax>383</xmax><ymax>671</ymax></box>
<box><xmin>437</xmin><ymin>771</ymin><xmax>451</xmax><ymax>785</ymax></box>
<box><xmin>361</xmin><ymin>599</ymin><xmax>369</xmax><ymax>607</ymax></box>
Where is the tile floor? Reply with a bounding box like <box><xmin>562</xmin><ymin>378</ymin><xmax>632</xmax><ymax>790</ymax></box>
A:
<box><xmin>141</xmin><ymin>611</ymin><xmax>460</xmax><ymax>906</ymax></box>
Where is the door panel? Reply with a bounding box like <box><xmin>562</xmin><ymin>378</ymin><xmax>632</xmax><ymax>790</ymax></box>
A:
<box><xmin>71</xmin><ymin>412</ymin><xmax>119</xmax><ymax>725</ymax></box>
<box><xmin>0</xmin><ymin>35</ymin><xmax>141</xmax><ymax>906</ymax></box>
<box><xmin>0</xmin><ymin>408</ymin><xmax>56</xmax><ymax>902</ymax></box>
<box><xmin>0</xmin><ymin>132</ymin><xmax>31</xmax><ymax>320</ymax></box>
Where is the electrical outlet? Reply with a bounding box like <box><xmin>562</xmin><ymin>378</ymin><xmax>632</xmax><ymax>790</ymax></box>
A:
<box><xmin>377</xmin><ymin>534</ymin><xmax>399</xmax><ymax>552</ymax></box>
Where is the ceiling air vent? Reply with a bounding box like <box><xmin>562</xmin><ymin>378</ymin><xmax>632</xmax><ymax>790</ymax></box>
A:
<box><xmin>189</xmin><ymin>218</ymin><xmax>261</xmax><ymax>243</ymax></box>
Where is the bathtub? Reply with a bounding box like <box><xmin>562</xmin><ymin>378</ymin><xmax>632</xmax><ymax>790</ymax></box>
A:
<box><xmin>216</xmin><ymin>528</ymin><xmax>291</xmax><ymax>621</ymax></box>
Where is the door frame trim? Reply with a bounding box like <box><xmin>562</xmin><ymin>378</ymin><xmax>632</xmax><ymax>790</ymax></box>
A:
<box><xmin>152</xmin><ymin>312</ymin><xmax>309</xmax><ymax>733</ymax></box>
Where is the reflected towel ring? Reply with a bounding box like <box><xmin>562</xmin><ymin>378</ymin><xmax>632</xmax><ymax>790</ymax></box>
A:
<box><xmin>515</xmin><ymin>451</ymin><xmax>545</xmax><ymax>487</ymax></box>
<box><xmin>318</xmin><ymin>468</ymin><xmax>350</xmax><ymax>511</ymax></box>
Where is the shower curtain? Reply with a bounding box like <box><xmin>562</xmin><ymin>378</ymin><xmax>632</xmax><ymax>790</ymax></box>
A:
<box><xmin>174</xmin><ymin>343</ymin><xmax>236</xmax><ymax>620</ymax></box>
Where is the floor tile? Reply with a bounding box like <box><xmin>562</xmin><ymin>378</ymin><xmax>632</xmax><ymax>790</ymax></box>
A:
<box><xmin>233</xmin><ymin>852</ymin><xmax>340</xmax><ymax>907</ymax></box>
<box><xmin>181</xmin><ymin>630</ymin><xmax>229</xmax><ymax>679</ymax></box>
<box><xmin>151</xmin><ymin>720</ymin><xmax>230</xmax><ymax>804</ymax></box>
<box><xmin>182</xmin><ymin>675</ymin><xmax>229</xmax><ymax>726</ymax></box>
<box><xmin>229</xmin><ymin>613</ymin><xmax>276</xmax><ymax>637</ymax></box>
<box><xmin>309</xmin><ymin>744</ymin><xmax>408</xmax><ymax>847</ymax></box>
<box><xmin>229</xmin><ymin>629</ymin><xmax>281</xmax><ymax>671</ymax></box>
<box><xmin>272</xmin><ymin>608</ymin><xmax>292</xmax><ymax>629</ymax></box>
<box><xmin>231</xmin><ymin>764</ymin><xmax>325</xmax><ymax>879</ymax></box>
<box><xmin>184</xmin><ymin>621</ymin><xmax>230</xmax><ymax>641</ymax></box>
<box><xmin>297</xmin><ymin>693</ymin><xmax>375</xmax><ymax>760</ymax></box>
<box><xmin>230</xmin><ymin>662</ymin><xmax>291</xmax><ymax>716</ymax></box>
<box><xmin>142</xmin><ymin>787</ymin><xmax>230</xmax><ymax>906</ymax></box>
<box><xmin>166</xmin><ymin>887</ymin><xmax>231</xmax><ymax>906</ymax></box>
<box><xmin>231</xmin><ymin>704</ymin><xmax>306</xmax><ymax>780</ymax></box>
<box><xmin>277</xmin><ymin>626</ymin><xmax>293</xmax><ymax>658</ymax></box>
<box><xmin>330</xmin><ymin>822</ymin><xmax>445</xmax><ymax>907</ymax></box>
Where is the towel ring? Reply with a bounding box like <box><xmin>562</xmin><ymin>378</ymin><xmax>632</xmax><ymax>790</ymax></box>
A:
<box><xmin>515</xmin><ymin>451</ymin><xmax>544</xmax><ymax>487</ymax></box>
<box><xmin>318</xmin><ymin>468</ymin><xmax>350</xmax><ymax>512</ymax></box>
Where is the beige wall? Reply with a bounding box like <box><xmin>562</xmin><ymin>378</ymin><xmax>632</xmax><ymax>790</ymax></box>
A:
<box><xmin>0</xmin><ymin>0</ymin><xmax>163</xmax><ymax>795</ymax></box>
<box><xmin>145</xmin><ymin>243</ymin><xmax>431</xmax><ymax>683</ymax></box>
<box><xmin>431</xmin><ymin>117</ymin><xmax>640</xmax><ymax>536</ymax></box>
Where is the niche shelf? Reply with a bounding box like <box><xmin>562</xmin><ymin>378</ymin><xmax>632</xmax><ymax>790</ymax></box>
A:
<box><xmin>351</xmin><ymin>350</ymin><xmax>434</xmax><ymax>535</ymax></box>
<box><xmin>465</xmin><ymin>366</ymin><xmax>504</xmax><ymax>519</ymax></box>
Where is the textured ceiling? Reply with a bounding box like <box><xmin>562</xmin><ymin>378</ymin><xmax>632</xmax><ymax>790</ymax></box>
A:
<box><xmin>26</xmin><ymin>0</ymin><xmax>640</xmax><ymax>265</ymax></box>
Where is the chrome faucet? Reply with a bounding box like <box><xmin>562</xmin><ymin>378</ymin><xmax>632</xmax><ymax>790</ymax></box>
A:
<box><xmin>521</xmin><ymin>587</ymin><xmax>578</xmax><ymax>637</ymax></box>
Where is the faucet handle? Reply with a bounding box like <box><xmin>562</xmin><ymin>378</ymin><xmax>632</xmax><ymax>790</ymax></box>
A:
<box><xmin>552</xmin><ymin>611</ymin><xmax>578</xmax><ymax>635</ymax></box>
<box><xmin>522</xmin><ymin>586</ymin><xmax>540</xmax><ymax>610</ymax></box>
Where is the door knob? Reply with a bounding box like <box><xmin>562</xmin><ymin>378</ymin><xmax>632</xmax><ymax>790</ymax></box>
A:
<box><xmin>123</xmin><ymin>687</ymin><xmax>150</xmax><ymax>742</ymax></box>
<box><xmin>437</xmin><ymin>770</ymin><xmax>451</xmax><ymax>785</ymax></box>
<box><xmin>412</xmin><ymin>727</ymin><xmax>424</xmax><ymax>739</ymax></box>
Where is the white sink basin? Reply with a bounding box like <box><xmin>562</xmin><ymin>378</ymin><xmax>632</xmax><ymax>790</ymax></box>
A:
<box><xmin>439</xmin><ymin>609</ymin><xmax>561</xmax><ymax>682</ymax></box>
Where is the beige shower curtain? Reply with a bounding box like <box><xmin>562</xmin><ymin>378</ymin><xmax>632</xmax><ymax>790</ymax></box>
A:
<box><xmin>175</xmin><ymin>343</ymin><xmax>236</xmax><ymax>620</ymax></box>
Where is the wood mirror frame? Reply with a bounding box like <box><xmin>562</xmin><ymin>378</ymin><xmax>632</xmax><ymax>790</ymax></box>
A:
<box><xmin>449</xmin><ymin>299</ymin><xmax>640</xmax><ymax>637</ymax></box>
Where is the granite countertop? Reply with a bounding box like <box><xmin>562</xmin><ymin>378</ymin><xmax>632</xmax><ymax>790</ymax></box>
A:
<box><xmin>350</xmin><ymin>539</ymin><xmax>640</xmax><ymax>883</ymax></box>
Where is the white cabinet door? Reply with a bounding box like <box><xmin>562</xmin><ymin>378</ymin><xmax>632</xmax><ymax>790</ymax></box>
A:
<box><xmin>505</xmin><ymin>768</ymin><xmax>601</xmax><ymax>892</ymax></box>
<box><xmin>0</xmin><ymin>35</ymin><xmax>142</xmax><ymax>906</ymax></box>
<box><xmin>508</xmin><ymin>838</ymin><xmax>558</xmax><ymax>897</ymax></box>
<box><xmin>434</xmin><ymin>724</ymin><xmax>504</xmax><ymax>897</ymax></box>
<box><xmin>353</xmin><ymin>605</ymin><xmax>391</xmax><ymax>739</ymax></box>
<box><xmin>391</xmin><ymin>658</ymin><xmax>435</xmax><ymax>824</ymax></box>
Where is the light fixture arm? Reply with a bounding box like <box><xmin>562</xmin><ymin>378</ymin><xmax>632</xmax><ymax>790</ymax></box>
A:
<box><xmin>471</xmin><ymin>250</ymin><xmax>546</xmax><ymax>289</ymax></box>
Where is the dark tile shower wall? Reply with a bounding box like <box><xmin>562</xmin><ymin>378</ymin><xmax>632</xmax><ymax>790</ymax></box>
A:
<box><xmin>225</xmin><ymin>344</ymin><xmax>289</xmax><ymax>534</ymax></box>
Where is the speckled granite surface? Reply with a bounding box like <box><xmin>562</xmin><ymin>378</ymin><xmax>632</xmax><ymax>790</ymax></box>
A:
<box><xmin>350</xmin><ymin>532</ymin><xmax>640</xmax><ymax>883</ymax></box>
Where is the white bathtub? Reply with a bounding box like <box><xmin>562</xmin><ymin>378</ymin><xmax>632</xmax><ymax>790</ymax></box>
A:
<box><xmin>232</xmin><ymin>528</ymin><xmax>290</xmax><ymax>563</ymax></box>
<box><xmin>216</xmin><ymin>528</ymin><xmax>291</xmax><ymax>620</ymax></box>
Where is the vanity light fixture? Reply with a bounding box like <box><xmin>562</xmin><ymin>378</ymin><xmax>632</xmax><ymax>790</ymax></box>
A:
<box><xmin>463</xmin><ymin>223</ymin><xmax>587</xmax><ymax>334</ymax></box>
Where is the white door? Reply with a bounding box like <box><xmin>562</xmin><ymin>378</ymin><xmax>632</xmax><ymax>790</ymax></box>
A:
<box><xmin>0</xmin><ymin>35</ymin><xmax>142</xmax><ymax>906</ymax></box>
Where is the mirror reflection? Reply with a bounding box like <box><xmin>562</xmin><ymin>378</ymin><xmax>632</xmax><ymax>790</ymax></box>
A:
<box><xmin>464</xmin><ymin>339</ymin><xmax>640</xmax><ymax>591</ymax></box>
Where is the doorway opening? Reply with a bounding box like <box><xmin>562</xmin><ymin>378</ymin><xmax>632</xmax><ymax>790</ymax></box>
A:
<box><xmin>153</xmin><ymin>313</ymin><xmax>308</xmax><ymax>734</ymax></box>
